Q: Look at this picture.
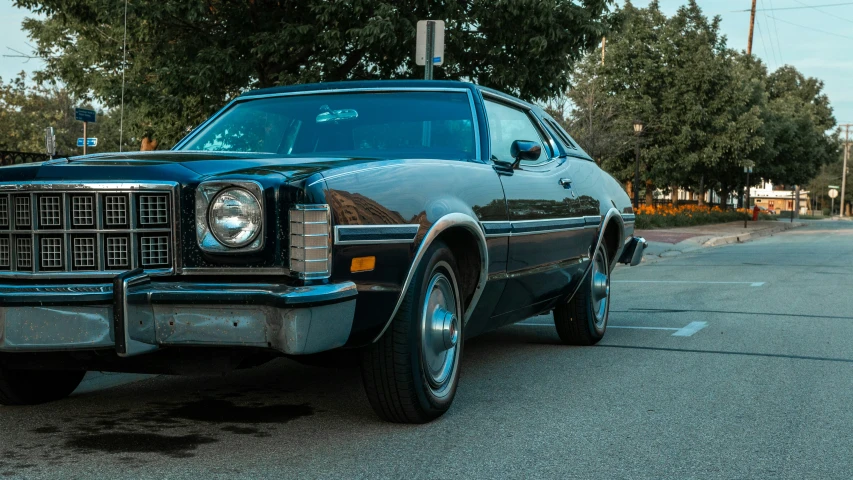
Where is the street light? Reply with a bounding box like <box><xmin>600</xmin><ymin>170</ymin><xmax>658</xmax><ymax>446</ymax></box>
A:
<box><xmin>633</xmin><ymin>120</ymin><xmax>644</xmax><ymax>210</ymax></box>
<box><xmin>743</xmin><ymin>162</ymin><xmax>754</xmax><ymax>228</ymax></box>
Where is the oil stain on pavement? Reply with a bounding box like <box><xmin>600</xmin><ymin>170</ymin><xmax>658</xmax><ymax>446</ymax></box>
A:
<box><xmin>6</xmin><ymin>390</ymin><xmax>316</xmax><ymax>477</ymax></box>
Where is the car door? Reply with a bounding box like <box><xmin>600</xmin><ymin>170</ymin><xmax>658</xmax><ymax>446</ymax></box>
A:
<box><xmin>482</xmin><ymin>96</ymin><xmax>593</xmax><ymax>322</ymax></box>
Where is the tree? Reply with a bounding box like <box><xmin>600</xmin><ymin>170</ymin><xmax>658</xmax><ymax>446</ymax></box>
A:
<box><xmin>562</xmin><ymin>1</ymin><xmax>838</xmax><ymax>207</ymax></box>
<box><xmin>14</xmin><ymin>0</ymin><xmax>615</xmax><ymax>148</ymax></box>
<box><xmin>0</xmin><ymin>73</ymin><xmax>135</xmax><ymax>156</ymax></box>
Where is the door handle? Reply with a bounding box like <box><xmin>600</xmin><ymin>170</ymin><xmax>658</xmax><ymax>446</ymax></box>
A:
<box><xmin>559</xmin><ymin>178</ymin><xmax>572</xmax><ymax>188</ymax></box>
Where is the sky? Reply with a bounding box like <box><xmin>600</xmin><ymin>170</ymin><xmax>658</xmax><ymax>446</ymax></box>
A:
<box><xmin>0</xmin><ymin>0</ymin><xmax>851</xmax><ymax>124</ymax></box>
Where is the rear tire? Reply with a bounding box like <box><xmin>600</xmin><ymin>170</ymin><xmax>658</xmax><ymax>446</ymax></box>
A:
<box><xmin>0</xmin><ymin>366</ymin><xmax>85</xmax><ymax>406</ymax></box>
<box><xmin>554</xmin><ymin>242</ymin><xmax>611</xmax><ymax>346</ymax></box>
<box><xmin>361</xmin><ymin>241</ymin><xmax>463</xmax><ymax>423</ymax></box>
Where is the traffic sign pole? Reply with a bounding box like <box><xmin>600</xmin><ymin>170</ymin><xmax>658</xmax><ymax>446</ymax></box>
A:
<box><xmin>424</xmin><ymin>21</ymin><xmax>435</xmax><ymax>80</ymax></box>
<box><xmin>83</xmin><ymin>121</ymin><xmax>87</xmax><ymax>155</ymax></box>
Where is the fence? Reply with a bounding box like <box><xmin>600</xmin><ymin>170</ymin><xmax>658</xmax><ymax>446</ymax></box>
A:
<box><xmin>0</xmin><ymin>151</ymin><xmax>51</xmax><ymax>166</ymax></box>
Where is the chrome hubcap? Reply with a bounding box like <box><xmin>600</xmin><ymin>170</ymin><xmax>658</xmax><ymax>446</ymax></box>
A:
<box><xmin>420</xmin><ymin>266</ymin><xmax>460</xmax><ymax>395</ymax></box>
<box><xmin>591</xmin><ymin>247</ymin><xmax>610</xmax><ymax>331</ymax></box>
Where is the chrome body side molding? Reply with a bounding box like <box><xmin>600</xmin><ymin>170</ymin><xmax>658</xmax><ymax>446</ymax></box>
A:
<box><xmin>480</xmin><ymin>215</ymin><xmax>601</xmax><ymax>238</ymax></box>
<box><xmin>334</xmin><ymin>224</ymin><xmax>420</xmax><ymax>245</ymax></box>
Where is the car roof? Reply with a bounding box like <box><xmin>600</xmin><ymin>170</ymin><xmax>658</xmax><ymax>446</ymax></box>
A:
<box><xmin>238</xmin><ymin>80</ymin><xmax>535</xmax><ymax>108</ymax></box>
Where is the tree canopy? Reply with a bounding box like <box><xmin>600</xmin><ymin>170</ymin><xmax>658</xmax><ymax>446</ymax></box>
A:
<box><xmin>0</xmin><ymin>73</ymin><xmax>133</xmax><ymax>155</ymax></box>
<box><xmin>15</xmin><ymin>0</ymin><xmax>615</xmax><ymax>147</ymax></box>
<box><xmin>553</xmin><ymin>0</ymin><xmax>839</xmax><ymax>206</ymax></box>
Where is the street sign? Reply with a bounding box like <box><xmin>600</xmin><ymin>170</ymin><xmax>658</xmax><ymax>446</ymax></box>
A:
<box><xmin>75</xmin><ymin>107</ymin><xmax>96</xmax><ymax>123</ymax></box>
<box><xmin>77</xmin><ymin>138</ymin><xmax>98</xmax><ymax>148</ymax></box>
<box><xmin>829</xmin><ymin>188</ymin><xmax>839</xmax><ymax>199</ymax></box>
<box><xmin>45</xmin><ymin>127</ymin><xmax>56</xmax><ymax>157</ymax></box>
<box><xmin>416</xmin><ymin>20</ymin><xmax>445</xmax><ymax>66</ymax></box>
<box><xmin>829</xmin><ymin>185</ymin><xmax>840</xmax><ymax>189</ymax></box>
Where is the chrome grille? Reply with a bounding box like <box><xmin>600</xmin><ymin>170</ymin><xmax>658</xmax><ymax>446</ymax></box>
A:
<box><xmin>73</xmin><ymin>237</ymin><xmax>96</xmax><ymax>268</ymax></box>
<box><xmin>141</xmin><ymin>236</ymin><xmax>169</xmax><ymax>266</ymax></box>
<box><xmin>0</xmin><ymin>237</ymin><xmax>9</xmax><ymax>267</ymax></box>
<box><xmin>39</xmin><ymin>196</ymin><xmax>62</xmax><ymax>227</ymax></box>
<box><xmin>40</xmin><ymin>237</ymin><xmax>63</xmax><ymax>268</ymax></box>
<box><xmin>72</xmin><ymin>196</ymin><xmax>95</xmax><ymax>227</ymax></box>
<box><xmin>16</xmin><ymin>237</ymin><xmax>31</xmax><ymax>268</ymax></box>
<box><xmin>105</xmin><ymin>195</ymin><xmax>128</xmax><ymax>226</ymax></box>
<box><xmin>0</xmin><ymin>196</ymin><xmax>8</xmax><ymax>227</ymax></box>
<box><xmin>106</xmin><ymin>236</ymin><xmax>129</xmax><ymax>268</ymax></box>
<box><xmin>140</xmin><ymin>195</ymin><xmax>168</xmax><ymax>225</ymax></box>
<box><xmin>15</xmin><ymin>197</ymin><xmax>30</xmax><ymax>227</ymax></box>
<box><xmin>0</xmin><ymin>184</ymin><xmax>177</xmax><ymax>277</ymax></box>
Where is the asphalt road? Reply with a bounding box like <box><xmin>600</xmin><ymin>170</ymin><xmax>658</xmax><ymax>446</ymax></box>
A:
<box><xmin>2</xmin><ymin>220</ymin><xmax>853</xmax><ymax>479</ymax></box>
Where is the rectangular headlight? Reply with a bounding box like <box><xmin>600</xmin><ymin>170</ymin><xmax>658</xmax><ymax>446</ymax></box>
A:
<box><xmin>289</xmin><ymin>204</ymin><xmax>331</xmax><ymax>279</ymax></box>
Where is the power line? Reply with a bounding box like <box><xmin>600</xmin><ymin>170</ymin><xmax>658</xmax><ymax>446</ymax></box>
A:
<box><xmin>793</xmin><ymin>0</ymin><xmax>853</xmax><ymax>23</ymax></box>
<box><xmin>766</xmin><ymin>0</ymin><xmax>785</xmax><ymax>65</ymax></box>
<box><xmin>755</xmin><ymin>19</ymin><xmax>775</xmax><ymax>68</ymax></box>
<box><xmin>732</xmin><ymin>2</ymin><xmax>853</xmax><ymax>12</ymax></box>
<box><xmin>767</xmin><ymin>14</ymin><xmax>853</xmax><ymax>39</ymax></box>
<box><xmin>119</xmin><ymin>0</ymin><xmax>128</xmax><ymax>152</ymax></box>
<box><xmin>759</xmin><ymin>0</ymin><xmax>783</xmax><ymax>66</ymax></box>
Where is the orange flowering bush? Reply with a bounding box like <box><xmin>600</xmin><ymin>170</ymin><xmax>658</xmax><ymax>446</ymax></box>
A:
<box><xmin>635</xmin><ymin>204</ymin><xmax>776</xmax><ymax>229</ymax></box>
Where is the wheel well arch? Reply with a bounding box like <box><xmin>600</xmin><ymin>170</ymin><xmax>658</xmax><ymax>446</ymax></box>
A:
<box><xmin>593</xmin><ymin>208</ymin><xmax>626</xmax><ymax>268</ymax></box>
<box><xmin>371</xmin><ymin>212</ymin><xmax>488</xmax><ymax>343</ymax></box>
<box><xmin>435</xmin><ymin>226</ymin><xmax>482</xmax><ymax>315</ymax></box>
<box><xmin>602</xmin><ymin>220</ymin><xmax>621</xmax><ymax>266</ymax></box>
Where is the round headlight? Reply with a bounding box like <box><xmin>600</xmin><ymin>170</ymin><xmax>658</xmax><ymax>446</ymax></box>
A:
<box><xmin>208</xmin><ymin>188</ymin><xmax>262</xmax><ymax>248</ymax></box>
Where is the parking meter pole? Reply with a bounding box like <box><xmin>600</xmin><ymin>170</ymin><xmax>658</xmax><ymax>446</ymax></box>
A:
<box><xmin>424</xmin><ymin>21</ymin><xmax>435</xmax><ymax>80</ymax></box>
<box><xmin>83</xmin><ymin>121</ymin><xmax>88</xmax><ymax>156</ymax></box>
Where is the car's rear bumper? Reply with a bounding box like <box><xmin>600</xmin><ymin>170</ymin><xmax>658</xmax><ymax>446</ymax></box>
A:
<box><xmin>0</xmin><ymin>273</ymin><xmax>357</xmax><ymax>357</ymax></box>
<box><xmin>619</xmin><ymin>236</ymin><xmax>647</xmax><ymax>266</ymax></box>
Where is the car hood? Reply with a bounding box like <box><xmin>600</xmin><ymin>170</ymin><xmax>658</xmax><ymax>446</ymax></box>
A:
<box><xmin>0</xmin><ymin>151</ymin><xmax>391</xmax><ymax>184</ymax></box>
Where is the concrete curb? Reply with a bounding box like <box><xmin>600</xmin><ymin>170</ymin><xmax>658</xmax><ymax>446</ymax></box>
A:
<box><xmin>701</xmin><ymin>222</ymin><xmax>805</xmax><ymax>247</ymax></box>
<box><xmin>640</xmin><ymin>222</ymin><xmax>805</xmax><ymax>264</ymax></box>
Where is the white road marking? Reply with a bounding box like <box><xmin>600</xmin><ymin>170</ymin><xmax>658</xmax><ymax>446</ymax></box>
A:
<box><xmin>520</xmin><ymin>323</ymin><xmax>677</xmax><ymax>331</ymax></box>
<box><xmin>609</xmin><ymin>326</ymin><xmax>679</xmax><ymax>331</ymax></box>
<box><xmin>671</xmin><ymin>321</ymin><xmax>709</xmax><ymax>337</ymax></box>
<box><xmin>614</xmin><ymin>280</ymin><xmax>765</xmax><ymax>287</ymax></box>
<box><xmin>518</xmin><ymin>322</ymin><xmax>708</xmax><ymax>336</ymax></box>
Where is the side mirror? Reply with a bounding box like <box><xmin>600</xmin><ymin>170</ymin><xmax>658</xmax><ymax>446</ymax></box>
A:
<box><xmin>509</xmin><ymin>140</ymin><xmax>541</xmax><ymax>168</ymax></box>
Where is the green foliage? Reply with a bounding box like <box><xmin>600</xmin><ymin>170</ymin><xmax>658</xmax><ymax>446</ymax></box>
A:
<box><xmin>15</xmin><ymin>0</ymin><xmax>615</xmax><ymax>148</ymax></box>
<box><xmin>0</xmin><ymin>73</ymin><xmax>136</xmax><ymax>156</ymax></box>
<box><xmin>634</xmin><ymin>208</ymin><xmax>776</xmax><ymax>230</ymax></box>
<box><xmin>557</xmin><ymin>0</ymin><xmax>838</xmax><ymax>204</ymax></box>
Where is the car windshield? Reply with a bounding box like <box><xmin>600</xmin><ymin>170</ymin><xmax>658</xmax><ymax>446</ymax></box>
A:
<box><xmin>179</xmin><ymin>91</ymin><xmax>477</xmax><ymax>160</ymax></box>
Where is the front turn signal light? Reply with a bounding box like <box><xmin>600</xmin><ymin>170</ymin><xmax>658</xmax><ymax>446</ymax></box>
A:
<box><xmin>350</xmin><ymin>256</ymin><xmax>376</xmax><ymax>273</ymax></box>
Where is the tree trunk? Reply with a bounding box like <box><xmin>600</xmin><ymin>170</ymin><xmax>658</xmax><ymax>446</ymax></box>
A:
<box><xmin>141</xmin><ymin>137</ymin><xmax>159</xmax><ymax>151</ymax></box>
<box><xmin>671</xmin><ymin>186</ymin><xmax>679</xmax><ymax>207</ymax></box>
<box><xmin>698</xmin><ymin>176</ymin><xmax>705</xmax><ymax>206</ymax></box>
<box><xmin>645</xmin><ymin>180</ymin><xmax>654</xmax><ymax>206</ymax></box>
<box><xmin>719</xmin><ymin>182</ymin><xmax>729</xmax><ymax>210</ymax></box>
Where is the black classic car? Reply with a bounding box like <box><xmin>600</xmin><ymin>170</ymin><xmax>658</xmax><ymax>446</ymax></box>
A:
<box><xmin>0</xmin><ymin>80</ymin><xmax>645</xmax><ymax>423</ymax></box>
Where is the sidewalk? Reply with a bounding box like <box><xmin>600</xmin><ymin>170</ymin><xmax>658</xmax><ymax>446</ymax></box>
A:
<box><xmin>636</xmin><ymin>220</ymin><xmax>805</xmax><ymax>260</ymax></box>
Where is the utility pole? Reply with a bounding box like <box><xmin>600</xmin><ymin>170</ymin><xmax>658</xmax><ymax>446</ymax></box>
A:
<box><xmin>601</xmin><ymin>37</ymin><xmax>606</xmax><ymax>65</ymax></box>
<box><xmin>843</xmin><ymin>124</ymin><xmax>850</xmax><ymax>218</ymax></box>
<box><xmin>747</xmin><ymin>0</ymin><xmax>757</xmax><ymax>55</ymax></box>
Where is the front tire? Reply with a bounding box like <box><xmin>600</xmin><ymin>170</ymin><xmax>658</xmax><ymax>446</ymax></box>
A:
<box><xmin>554</xmin><ymin>242</ymin><xmax>611</xmax><ymax>346</ymax></box>
<box><xmin>361</xmin><ymin>241</ymin><xmax>463</xmax><ymax>423</ymax></box>
<box><xmin>0</xmin><ymin>366</ymin><xmax>85</xmax><ymax>406</ymax></box>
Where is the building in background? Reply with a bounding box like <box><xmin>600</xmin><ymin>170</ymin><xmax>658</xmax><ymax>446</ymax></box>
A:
<box><xmin>749</xmin><ymin>180</ymin><xmax>810</xmax><ymax>215</ymax></box>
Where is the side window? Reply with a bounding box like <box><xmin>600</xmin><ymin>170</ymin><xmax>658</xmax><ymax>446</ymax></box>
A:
<box><xmin>545</xmin><ymin>118</ymin><xmax>576</xmax><ymax>151</ymax></box>
<box><xmin>484</xmin><ymin>99</ymin><xmax>550</xmax><ymax>165</ymax></box>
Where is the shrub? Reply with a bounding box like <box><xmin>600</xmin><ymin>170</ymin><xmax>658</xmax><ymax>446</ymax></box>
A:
<box><xmin>635</xmin><ymin>204</ymin><xmax>777</xmax><ymax>229</ymax></box>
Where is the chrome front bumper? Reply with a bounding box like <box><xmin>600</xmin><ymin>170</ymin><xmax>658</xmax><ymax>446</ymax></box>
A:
<box><xmin>619</xmin><ymin>236</ymin><xmax>647</xmax><ymax>266</ymax></box>
<box><xmin>0</xmin><ymin>274</ymin><xmax>357</xmax><ymax>357</ymax></box>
